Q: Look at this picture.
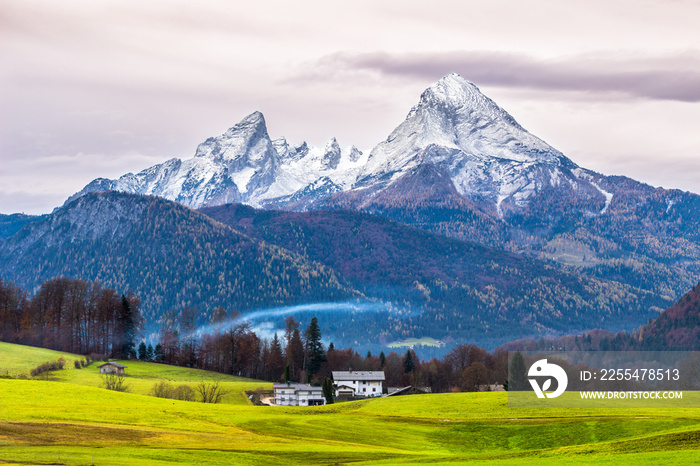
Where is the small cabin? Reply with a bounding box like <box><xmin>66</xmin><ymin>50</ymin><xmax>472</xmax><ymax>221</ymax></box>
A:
<box><xmin>98</xmin><ymin>362</ymin><xmax>127</xmax><ymax>375</ymax></box>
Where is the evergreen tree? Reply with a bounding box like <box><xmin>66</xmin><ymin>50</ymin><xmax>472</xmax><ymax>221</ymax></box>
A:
<box><xmin>117</xmin><ymin>295</ymin><xmax>138</xmax><ymax>359</ymax></box>
<box><xmin>210</xmin><ymin>306</ymin><xmax>227</xmax><ymax>325</ymax></box>
<box><xmin>284</xmin><ymin>364</ymin><xmax>290</xmax><ymax>384</ymax></box>
<box><xmin>306</xmin><ymin>317</ymin><xmax>325</xmax><ymax>378</ymax></box>
<box><xmin>379</xmin><ymin>351</ymin><xmax>386</xmax><ymax>368</ymax></box>
<box><xmin>328</xmin><ymin>342</ymin><xmax>335</xmax><ymax>352</ymax></box>
<box><xmin>146</xmin><ymin>343</ymin><xmax>154</xmax><ymax>361</ymax></box>
<box><xmin>508</xmin><ymin>351</ymin><xmax>528</xmax><ymax>391</ymax></box>
<box><xmin>266</xmin><ymin>333</ymin><xmax>285</xmax><ymax>381</ymax></box>
<box><xmin>322</xmin><ymin>377</ymin><xmax>334</xmax><ymax>404</ymax></box>
<box><xmin>287</xmin><ymin>328</ymin><xmax>305</xmax><ymax>380</ymax></box>
<box><xmin>284</xmin><ymin>317</ymin><xmax>304</xmax><ymax>379</ymax></box>
<box><xmin>138</xmin><ymin>341</ymin><xmax>148</xmax><ymax>360</ymax></box>
<box><xmin>403</xmin><ymin>349</ymin><xmax>415</xmax><ymax>373</ymax></box>
<box><xmin>366</xmin><ymin>351</ymin><xmax>372</xmax><ymax>359</ymax></box>
<box><xmin>154</xmin><ymin>343</ymin><xmax>165</xmax><ymax>362</ymax></box>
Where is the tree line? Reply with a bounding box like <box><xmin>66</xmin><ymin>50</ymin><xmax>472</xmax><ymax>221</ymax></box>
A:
<box><xmin>145</xmin><ymin>302</ymin><xmax>511</xmax><ymax>392</ymax></box>
<box><xmin>1</xmin><ymin>275</ymin><xmax>517</xmax><ymax>392</ymax></box>
<box><xmin>0</xmin><ymin>277</ymin><xmax>140</xmax><ymax>358</ymax></box>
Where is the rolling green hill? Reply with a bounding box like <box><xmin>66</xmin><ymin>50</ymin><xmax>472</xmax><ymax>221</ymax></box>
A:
<box><xmin>0</xmin><ymin>342</ymin><xmax>698</xmax><ymax>465</ymax></box>
<box><xmin>0</xmin><ymin>341</ymin><xmax>270</xmax><ymax>404</ymax></box>
<box><xmin>0</xmin><ymin>380</ymin><xmax>698</xmax><ymax>465</ymax></box>
<box><xmin>0</xmin><ymin>342</ymin><xmax>83</xmax><ymax>376</ymax></box>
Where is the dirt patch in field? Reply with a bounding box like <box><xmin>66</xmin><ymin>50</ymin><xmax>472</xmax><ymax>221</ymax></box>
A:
<box><xmin>0</xmin><ymin>421</ymin><xmax>153</xmax><ymax>446</ymax></box>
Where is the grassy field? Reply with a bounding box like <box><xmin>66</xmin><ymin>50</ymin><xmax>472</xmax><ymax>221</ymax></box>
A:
<box><xmin>0</xmin><ymin>342</ymin><xmax>699</xmax><ymax>465</ymax></box>
<box><xmin>0</xmin><ymin>342</ymin><xmax>84</xmax><ymax>376</ymax></box>
<box><xmin>387</xmin><ymin>337</ymin><xmax>445</xmax><ymax>348</ymax></box>
<box><xmin>0</xmin><ymin>341</ymin><xmax>270</xmax><ymax>405</ymax></box>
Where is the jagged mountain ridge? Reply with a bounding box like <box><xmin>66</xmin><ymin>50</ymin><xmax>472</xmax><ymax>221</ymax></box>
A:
<box><xmin>64</xmin><ymin>72</ymin><xmax>700</xmax><ymax>304</ymax></box>
<box><xmin>66</xmin><ymin>111</ymin><xmax>367</xmax><ymax>210</ymax></box>
<box><xmin>68</xmin><ymin>73</ymin><xmax>605</xmax><ymax>218</ymax></box>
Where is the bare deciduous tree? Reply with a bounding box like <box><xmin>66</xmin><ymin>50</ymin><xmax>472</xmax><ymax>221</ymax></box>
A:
<box><xmin>102</xmin><ymin>373</ymin><xmax>130</xmax><ymax>392</ymax></box>
<box><xmin>195</xmin><ymin>381</ymin><xmax>229</xmax><ymax>403</ymax></box>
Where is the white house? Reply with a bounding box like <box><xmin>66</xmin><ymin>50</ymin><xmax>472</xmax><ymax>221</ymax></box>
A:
<box><xmin>332</xmin><ymin>371</ymin><xmax>385</xmax><ymax>397</ymax></box>
<box><xmin>273</xmin><ymin>383</ymin><xmax>326</xmax><ymax>406</ymax></box>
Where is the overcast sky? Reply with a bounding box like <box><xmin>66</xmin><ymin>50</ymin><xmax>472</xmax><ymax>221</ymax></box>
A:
<box><xmin>2</xmin><ymin>0</ymin><xmax>699</xmax><ymax>214</ymax></box>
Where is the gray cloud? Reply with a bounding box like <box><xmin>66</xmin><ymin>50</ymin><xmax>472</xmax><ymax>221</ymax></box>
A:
<box><xmin>2</xmin><ymin>1</ymin><xmax>700</xmax><ymax>214</ymax></box>
<box><xmin>304</xmin><ymin>50</ymin><xmax>700</xmax><ymax>102</ymax></box>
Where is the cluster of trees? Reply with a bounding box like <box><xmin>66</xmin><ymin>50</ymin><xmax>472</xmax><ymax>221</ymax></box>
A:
<box><xmin>151</xmin><ymin>310</ymin><xmax>327</xmax><ymax>383</ymax></box>
<box><xmin>4</xmin><ymin>275</ymin><xmax>690</xmax><ymax>393</ymax></box>
<box><xmin>149</xmin><ymin>303</ymin><xmax>511</xmax><ymax>392</ymax></box>
<box><xmin>0</xmin><ymin>277</ymin><xmax>141</xmax><ymax>357</ymax></box>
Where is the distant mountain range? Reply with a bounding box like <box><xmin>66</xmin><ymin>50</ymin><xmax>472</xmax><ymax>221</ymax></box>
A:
<box><xmin>0</xmin><ymin>191</ymin><xmax>667</xmax><ymax>349</ymax></box>
<box><xmin>0</xmin><ymin>192</ymin><xmax>353</xmax><ymax>324</ymax></box>
<box><xmin>67</xmin><ymin>73</ymin><xmax>592</xmax><ymax>216</ymax></box>
<box><xmin>3</xmin><ymin>73</ymin><xmax>700</xmax><ymax>350</ymax></box>
<box><xmin>66</xmin><ymin>73</ymin><xmax>700</xmax><ymax>303</ymax></box>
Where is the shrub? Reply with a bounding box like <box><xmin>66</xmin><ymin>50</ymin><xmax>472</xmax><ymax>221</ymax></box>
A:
<box><xmin>74</xmin><ymin>360</ymin><xmax>82</xmax><ymax>369</ymax></box>
<box><xmin>30</xmin><ymin>359</ymin><xmax>65</xmax><ymax>377</ymax></box>
<box><xmin>87</xmin><ymin>353</ymin><xmax>109</xmax><ymax>363</ymax></box>
<box><xmin>173</xmin><ymin>384</ymin><xmax>196</xmax><ymax>402</ymax></box>
<box><xmin>102</xmin><ymin>373</ymin><xmax>129</xmax><ymax>392</ymax></box>
<box><xmin>149</xmin><ymin>381</ymin><xmax>196</xmax><ymax>402</ymax></box>
<box><xmin>150</xmin><ymin>381</ymin><xmax>174</xmax><ymax>399</ymax></box>
<box><xmin>195</xmin><ymin>381</ymin><xmax>229</xmax><ymax>403</ymax></box>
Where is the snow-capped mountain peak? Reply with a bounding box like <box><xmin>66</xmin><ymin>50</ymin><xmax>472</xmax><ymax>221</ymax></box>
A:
<box><xmin>415</xmin><ymin>72</ymin><xmax>506</xmax><ymax>119</ymax></box>
<box><xmin>194</xmin><ymin>111</ymin><xmax>273</xmax><ymax>166</ymax></box>
<box><xmin>68</xmin><ymin>73</ymin><xmax>598</xmax><ymax>218</ymax></box>
<box><xmin>358</xmin><ymin>73</ymin><xmax>572</xmax><ymax>187</ymax></box>
<box><xmin>322</xmin><ymin>138</ymin><xmax>342</xmax><ymax>170</ymax></box>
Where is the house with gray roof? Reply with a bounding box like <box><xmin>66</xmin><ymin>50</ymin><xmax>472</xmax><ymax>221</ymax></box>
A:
<box><xmin>98</xmin><ymin>362</ymin><xmax>127</xmax><ymax>375</ymax></box>
<box><xmin>273</xmin><ymin>383</ymin><xmax>326</xmax><ymax>406</ymax></box>
<box><xmin>331</xmin><ymin>371</ymin><xmax>385</xmax><ymax>397</ymax></box>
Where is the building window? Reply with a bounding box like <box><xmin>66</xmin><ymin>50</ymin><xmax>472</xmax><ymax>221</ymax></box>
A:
<box><xmin>373</xmin><ymin>388</ymin><xmax>376</xmax><ymax>392</ymax></box>
<box><xmin>363</xmin><ymin>388</ymin><xmax>366</xmax><ymax>392</ymax></box>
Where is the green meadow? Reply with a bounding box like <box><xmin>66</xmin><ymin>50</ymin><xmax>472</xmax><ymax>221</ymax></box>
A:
<box><xmin>0</xmin><ymin>342</ymin><xmax>699</xmax><ymax>465</ymax></box>
<box><xmin>387</xmin><ymin>337</ymin><xmax>444</xmax><ymax>348</ymax></box>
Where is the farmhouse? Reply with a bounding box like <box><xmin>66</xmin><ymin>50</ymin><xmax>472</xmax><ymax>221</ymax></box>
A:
<box><xmin>98</xmin><ymin>362</ymin><xmax>127</xmax><ymax>375</ymax></box>
<box><xmin>332</xmin><ymin>371</ymin><xmax>385</xmax><ymax>397</ymax></box>
<box><xmin>273</xmin><ymin>383</ymin><xmax>326</xmax><ymax>406</ymax></box>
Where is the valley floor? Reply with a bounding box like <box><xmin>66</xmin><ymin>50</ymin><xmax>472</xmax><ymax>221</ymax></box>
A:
<box><xmin>0</xmin><ymin>342</ymin><xmax>698</xmax><ymax>465</ymax></box>
<box><xmin>0</xmin><ymin>381</ymin><xmax>699</xmax><ymax>465</ymax></box>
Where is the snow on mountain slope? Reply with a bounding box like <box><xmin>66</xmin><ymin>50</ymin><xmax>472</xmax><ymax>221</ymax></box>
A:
<box><xmin>67</xmin><ymin>73</ymin><xmax>608</xmax><ymax>217</ymax></box>
<box><xmin>354</xmin><ymin>73</ymin><xmax>589</xmax><ymax>215</ymax></box>
<box><xmin>67</xmin><ymin>112</ymin><xmax>366</xmax><ymax>209</ymax></box>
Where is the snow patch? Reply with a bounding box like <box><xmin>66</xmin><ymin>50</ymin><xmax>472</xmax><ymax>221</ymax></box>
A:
<box><xmin>666</xmin><ymin>200</ymin><xmax>675</xmax><ymax>213</ymax></box>
<box><xmin>232</xmin><ymin>167</ymin><xmax>256</xmax><ymax>193</ymax></box>
<box><xmin>590</xmin><ymin>181</ymin><xmax>613</xmax><ymax>214</ymax></box>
